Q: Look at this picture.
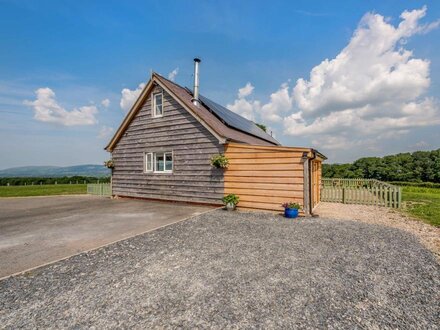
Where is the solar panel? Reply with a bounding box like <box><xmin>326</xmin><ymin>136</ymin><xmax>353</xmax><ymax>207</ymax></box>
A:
<box><xmin>184</xmin><ymin>88</ymin><xmax>278</xmax><ymax>144</ymax></box>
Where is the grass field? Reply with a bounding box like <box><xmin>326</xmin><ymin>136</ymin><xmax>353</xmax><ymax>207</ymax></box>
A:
<box><xmin>0</xmin><ymin>184</ymin><xmax>87</xmax><ymax>197</ymax></box>
<box><xmin>1</xmin><ymin>182</ymin><xmax>438</xmax><ymax>227</ymax></box>
<box><xmin>402</xmin><ymin>186</ymin><xmax>440</xmax><ymax>227</ymax></box>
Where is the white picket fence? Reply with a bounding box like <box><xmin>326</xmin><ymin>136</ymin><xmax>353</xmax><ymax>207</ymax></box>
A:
<box><xmin>87</xmin><ymin>183</ymin><xmax>112</xmax><ymax>197</ymax></box>
<box><xmin>321</xmin><ymin>178</ymin><xmax>402</xmax><ymax>208</ymax></box>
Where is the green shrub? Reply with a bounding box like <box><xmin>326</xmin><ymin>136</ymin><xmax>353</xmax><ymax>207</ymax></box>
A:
<box><xmin>210</xmin><ymin>154</ymin><xmax>229</xmax><ymax>169</ymax></box>
<box><xmin>282</xmin><ymin>202</ymin><xmax>301</xmax><ymax>209</ymax></box>
<box><xmin>222</xmin><ymin>194</ymin><xmax>239</xmax><ymax>205</ymax></box>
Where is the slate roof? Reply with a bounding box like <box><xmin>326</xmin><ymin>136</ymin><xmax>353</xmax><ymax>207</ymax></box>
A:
<box><xmin>155</xmin><ymin>74</ymin><xmax>280</xmax><ymax>146</ymax></box>
<box><xmin>106</xmin><ymin>73</ymin><xmax>280</xmax><ymax>151</ymax></box>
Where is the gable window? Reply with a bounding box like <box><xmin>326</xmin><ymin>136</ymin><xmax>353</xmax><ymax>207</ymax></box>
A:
<box><xmin>145</xmin><ymin>151</ymin><xmax>173</xmax><ymax>173</ymax></box>
<box><xmin>152</xmin><ymin>93</ymin><xmax>163</xmax><ymax>117</ymax></box>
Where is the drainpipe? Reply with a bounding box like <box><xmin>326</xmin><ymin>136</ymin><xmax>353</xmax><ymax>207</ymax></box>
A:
<box><xmin>308</xmin><ymin>150</ymin><xmax>317</xmax><ymax>215</ymax></box>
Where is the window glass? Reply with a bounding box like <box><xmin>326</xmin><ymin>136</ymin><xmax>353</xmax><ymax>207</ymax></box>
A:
<box><xmin>165</xmin><ymin>153</ymin><xmax>173</xmax><ymax>171</ymax></box>
<box><xmin>145</xmin><ymin>153</ymin><xmax>152</xmax><ymax>172</ymax></box>
<box><xmin>154</xmin><ymin>94</ymin><xmax>163</xmax><ymax>116</ymax></box>
<box><xmin>155</xmin><ymin>153</ymin><xmax>165</xmax><ymax>172</ymax></box>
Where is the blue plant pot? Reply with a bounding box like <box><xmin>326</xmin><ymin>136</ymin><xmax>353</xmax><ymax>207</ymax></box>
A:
<box><xmin>284</xmin><ymin>208</ymin><xmax>299</xmax><ymax>219</ymax></box>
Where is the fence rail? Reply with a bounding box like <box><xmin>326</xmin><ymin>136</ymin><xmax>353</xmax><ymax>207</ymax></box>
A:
<box><xmin>87</xmin><ymin>183</ymin><xmax>112</xmax><ymax>197</ymax></box>
<box><xmin>321</xmin><ymin>178</ymin><xmax>401</xmax><ymax>208</ymax></box>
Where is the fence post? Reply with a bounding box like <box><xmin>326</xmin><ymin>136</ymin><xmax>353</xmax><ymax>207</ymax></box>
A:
<box><xmin>398</xmin><ymin>187</ymin><xmax>402</xmax><ymax>208</ymax></box>
<box><xmin>342</xmin><ymin>188</ymin><xmax>346</xmax><ymax>204</ymax></box>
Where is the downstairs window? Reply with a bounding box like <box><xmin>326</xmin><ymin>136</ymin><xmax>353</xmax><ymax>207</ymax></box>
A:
<box><xmin>145</xmin><ymin>152</ymin><xmax>173</xmax><ymax>173</ymax></box>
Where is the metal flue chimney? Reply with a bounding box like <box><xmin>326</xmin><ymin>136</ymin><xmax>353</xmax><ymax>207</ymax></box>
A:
<box><xmin>192</xmin><ymin>58</ymin><xmax>201</xmax><ymax>106</ymax></box>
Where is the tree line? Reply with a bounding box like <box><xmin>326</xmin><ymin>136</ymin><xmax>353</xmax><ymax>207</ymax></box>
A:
<box><xmin>0</xmin><ymin>176</ymin><xmax>111</xmax><ymax>186</ymax></box>
<box><xmin>323</xmin><ymin>149</ymin><xmax>440</xmax><ymax>183</ymax></box>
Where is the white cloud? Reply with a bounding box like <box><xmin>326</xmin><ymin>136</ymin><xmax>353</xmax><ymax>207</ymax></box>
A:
<box><xmin>260</xmin><ymin>82</ymin><xmax>292</xmax><ymax>123</ymax></box>
<box><xmin>98</xmin><ymin>125</ymin><xmax>114</xmax><ymax>139</ymax></box>
<box><xmin>168</xmin><ymin>68</ymin><xmax>179</xmax><ymax>82</ymax></box>
<box><xmin>291</xmin><ymin>7</ymin><xmax>436</xmax><ymax>118</ymax></box>
<box><xmin>223</xmin><ymin>7</ymin><xmax>439</xmax><ymax>158</ymax></box>
<box><xmin>226</xmin><ymin>82</ymin><xmax>260</xmax><ymax>121</ymax></box>
<box><xmin>281</xmin><ymin>6</ymin><xmax>440</xmax><ymax>152</ymax></box>
<box><xmin>120</xmin><ymin>82</ymin><xmax>145</xmax><ymax>112</ymax></box>
<box><xmin>238</xmin><ymin>82</ymin><xmax>254</xmax><ymax>98</ymax></box>
<box><xmin>410</xmin><ymin>140</ymin><xmax>429</xmax><ymax>149</ymax></box>
<box><xmin>227</xmin><ymin>81</ymin><xmax>293</xmax><ymax>123</ymax></box>
<box><xmin>24</xmin><ymin>87</ymin><xmax>98</xmax><ymax>126</ymax></box>
<box><xmin>101</xmin><ymin>98</ymin><xmax>110</xmax><ymax>108</ymax></box>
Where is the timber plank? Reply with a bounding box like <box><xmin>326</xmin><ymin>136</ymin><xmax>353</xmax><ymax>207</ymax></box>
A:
<box><xmin>227</xmin><ymin>163</ymin><xmax>303</xmax><ymax>171</ymax></box>
<box><xmin>225</xmin><ymin>188</ymin><xmax>303</xmax><ymax>198</ymax></box>
<box><xmin>225</xmin><ymin>170</ymin><xmax>303</xmax><ymax>177</ymax></box>
<box><xmin>225</xmin><ymin>176</ymin><xmax>304</xmax><ymax>184</ymax></box>
<box><xmin>224</xmin><ymin>182</ymin><xmax>302</xmax><ymax>191</ymax></box>
<box><xmin>226</xmin><ymin>152</ymin><xmax>304</xmax><ymax>159</ymax></box>
<box><xmin>229</xmin><ymin>158</ymin><xmax>302</xmax><ymax>165</ymax></box>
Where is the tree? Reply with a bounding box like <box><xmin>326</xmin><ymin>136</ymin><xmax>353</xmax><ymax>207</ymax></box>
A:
<box><xmin>255</xmin><ymin>123</ymin><xmax>267</xmax><ymax>132</ymax></box>
<box><xmin>323</xmin><ymin>149</ymin><xmax>440</xmax><ymax>183</ymax></box>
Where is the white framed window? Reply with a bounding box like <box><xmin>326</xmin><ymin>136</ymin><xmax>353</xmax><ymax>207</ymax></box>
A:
<box><xmin>152</xmin><ymin>93</ymin><xmax>163</xmax><ymax>117</ymax></box>
<box><xmin>154</xmin><ymin>152</ymin><xmax>173</xmax><ymax>173</ymax></box>
<box><xmin>145</xmin><ymin>152</ymin><xmax>153</xmax><ymax>172</ymax></box>
<box><xmin>145</xmin><ymin>151</ymin><xmax>173</xmax><ymax>173</ymax></box>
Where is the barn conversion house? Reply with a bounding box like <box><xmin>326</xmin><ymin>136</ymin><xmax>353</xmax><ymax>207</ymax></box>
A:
<box><xmin>105</xmin><ymin>59</ymin><xmax>325</xmax><ymax>215</ymax></box>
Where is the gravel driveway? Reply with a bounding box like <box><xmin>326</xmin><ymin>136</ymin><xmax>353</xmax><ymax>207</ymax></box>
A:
<box><xmin>1</xmin><ymin>210</ymin><xmax>439</xmax><ymax>329</ymax></box>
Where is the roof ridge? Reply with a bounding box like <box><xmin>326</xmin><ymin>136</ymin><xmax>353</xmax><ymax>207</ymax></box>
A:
<box><xmin>153</xmin><ymin>71</ymin><xmax>279</xmax><ymax>146</ymax></box>
<box><xmin>153</xmin><ymin>72</ymin><xmax>185</xmax><ymax>90</ymax></box>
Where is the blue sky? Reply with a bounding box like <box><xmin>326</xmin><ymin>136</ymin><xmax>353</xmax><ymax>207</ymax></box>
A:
<box><xmin>1</xmin><ymin>0</ymin><xmax>440</xmax><ymax>169</ymax></box>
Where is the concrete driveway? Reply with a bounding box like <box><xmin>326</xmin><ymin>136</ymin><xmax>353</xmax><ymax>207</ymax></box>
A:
<box><xmin>0</xmin><ymin>195</ymin><xmax>213</xmax><ymax>278</ymax></box>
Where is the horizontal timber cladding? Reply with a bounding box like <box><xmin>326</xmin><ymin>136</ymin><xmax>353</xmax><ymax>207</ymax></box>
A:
<box><xmin>111</xmin><ymin>85</ymin><xmax>224</xmax><ymax>205</ymax></box>
<box><xmin>224</xmin><ymin>143</ymin><xmax>308</xmax><ymax>212</ymax></box>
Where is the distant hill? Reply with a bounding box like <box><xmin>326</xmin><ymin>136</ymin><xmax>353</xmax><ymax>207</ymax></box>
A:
<box><xmin>0</xmin><ymin>165</ymin><xmax>110</xmax><ymax>177</ymax></box>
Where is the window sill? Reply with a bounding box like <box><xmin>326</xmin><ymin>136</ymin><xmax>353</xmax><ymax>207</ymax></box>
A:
<box><xmin>144</xmin><ymin>171</ymin><xmax>173</xmax><ymax>174</ymax></box>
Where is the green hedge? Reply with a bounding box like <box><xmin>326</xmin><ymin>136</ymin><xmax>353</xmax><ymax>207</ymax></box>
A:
<box><xmin>386</xmin><ymin>181</ymin><xmax>440</xmax><ymax>188</ymax></box>
<box><xmin>0</xmin><ymin>176</ymin><xmax>110</xmax><ymax>186</ymax></box>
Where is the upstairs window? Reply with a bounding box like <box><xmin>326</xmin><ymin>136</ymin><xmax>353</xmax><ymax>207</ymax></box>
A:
<box><xmin>152</xmin><ymin>93</ymin><xmax>163</xmax><ymax>117</ymax></box>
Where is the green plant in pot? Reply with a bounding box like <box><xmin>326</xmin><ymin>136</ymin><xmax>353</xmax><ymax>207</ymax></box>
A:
<box><xmin>222</xmin><ymin>194</ymin><xmax>239</xmax><ymax>211</ymax></box>
<box><xmin>282</xmin><ymin>202</ymin><xmax>301</xmax><ymax>218</ymax></box>
<box><xmin>210</xmin><ymin>154</ymin><xmax>229</xmax><ymax>169</ymax></box>
<box><xmin>104</xmin><ymin>160</ymin><xmax>114</xmax><ymax>169</ymax></box>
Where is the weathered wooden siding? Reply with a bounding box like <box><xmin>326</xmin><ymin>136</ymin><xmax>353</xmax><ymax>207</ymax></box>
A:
<box><xmin>224</xmin><ymin>143</ymin><xmax>307</xmax><ymax>212</ymax></box>
<box><xmin>111</xmin><ymin>85</ymin><xmax>224</xmax><ymax>204</ymax></box>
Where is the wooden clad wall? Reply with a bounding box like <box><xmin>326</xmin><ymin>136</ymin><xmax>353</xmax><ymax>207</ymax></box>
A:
<box><xmin>311</xmin><ymin>160</ymin><xmax>322</xmax><ymax>209</ymax></box>
<box><xmin>224</xmin><ymin>143</ymin><xmax>308</xmax><ymax>212</ymax></box>
<box><xmin>111</xmin><ymin>85</ymin><xmax>224</xmax><ymax>205</ymax></box>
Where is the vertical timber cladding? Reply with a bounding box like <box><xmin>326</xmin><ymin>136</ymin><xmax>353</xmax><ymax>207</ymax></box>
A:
<box><xmin>224</xmin><ymin>143</ymin><xmax>310</xmax><ymax>212</ymax></box>
<box><xmin>311</xmin><ymin>160</ymin><xmax>322</xmax><ymax>209</ymax></box>
<box><xmin>111</xmin><ymin>85</ymin><xmax>225</xmax><ymax>205</ymax></box>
